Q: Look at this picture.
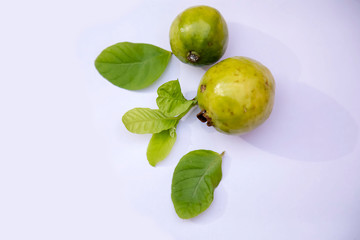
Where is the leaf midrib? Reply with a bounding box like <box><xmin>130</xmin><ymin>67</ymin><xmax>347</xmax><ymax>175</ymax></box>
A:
<box><xmin>191</xmin><ymin>159</ymin><xmax>218</xmax><ymax>199</ymax></box>
<box><xmin>127</xmin><ymin>117</ymin><xmax>177</xmax><ymax>124</ymax></box>
<box><xmin>96</xmin><ymin>52</ymin><xmax>169</xmax><ymax>65</ymax></box>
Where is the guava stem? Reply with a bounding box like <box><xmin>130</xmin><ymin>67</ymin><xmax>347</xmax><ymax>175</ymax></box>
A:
<box><xmin>220</xmin><ymin>151</ymin><xmax>225</xmax><ymax>157</ymax></box>
<box><xmin>177</xmin><ymin>101</ymin><xmax>198</xmax><ymax>120</ymax></box>
<box><xmin>196</xmin><ymin>110</ymin><xmax>213</xmax><ymax>126</ymax></box>
<box><xmin>197</xmin><ymin>110</ymin><xmax>207</xmax><ymax>122</ymax></box>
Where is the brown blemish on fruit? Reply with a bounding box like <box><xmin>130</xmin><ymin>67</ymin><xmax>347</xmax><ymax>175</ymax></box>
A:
<box><xmin>243</xmin><ymin>107</ymin><xmax>247</xmax><ymax>113</ymax></box>
<box><xmin>208</xmin><ymin>42</ymin><xmax>213</xmax><ymax>46</ymax></box>
<box><xmin>200</xmin><ymin>84</ymin><xmax>206</xmax><ymax>92</ymax></box>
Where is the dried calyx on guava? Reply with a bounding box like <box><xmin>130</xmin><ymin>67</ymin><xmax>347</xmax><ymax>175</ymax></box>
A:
<box><xmin>197</xmin><ymin>57</ymin><xmax>275</xmax><ymax>134</ymax></box>
<box><xmin>169</xmin><ymin>5</ymin><xmax>228</xmax><ymax>66</ymax></box>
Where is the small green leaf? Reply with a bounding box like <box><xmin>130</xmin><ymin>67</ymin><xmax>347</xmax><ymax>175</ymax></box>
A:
<box><xmin>122</xmin><ymin>108</ymin><xmax>178</xmax><ymax>134</ymax></box>
<box><xmin>156</xmin><ymin>80</ymin><xmax>194</xmax><ymax>116</ymax></box>
<box><xmin>95</xmin><ymin>42</ymin><xmax>171</xmax><ymax>90</ymax></box>
<box><xmin>147</xmin><ymin>129</ymin><xmax>177</xmax><ymax>167</ymax></box>
<box><xmin>171</xmin><ymin>150</ymin><xmax>223</xmax><ymax>219</ymax></box>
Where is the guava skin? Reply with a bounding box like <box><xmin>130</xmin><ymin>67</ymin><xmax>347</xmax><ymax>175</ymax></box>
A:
<box><xmin>169</xmin><ymin>5</ymin><xmax>228</xmax><ymax>66</ymax></box>
<box><xmin>197</xmin><ymin>57</ymin><xmax>275</xmax><ymax>134</ymax></box>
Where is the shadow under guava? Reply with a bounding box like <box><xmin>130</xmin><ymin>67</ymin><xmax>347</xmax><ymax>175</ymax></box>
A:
<box><xmin>224</xmin><ymin>23</ymin><xmax>358</xmax><ymax>161</ymax></box>
<box><xmin>241</xmin><ymin>80</ymin><xmax>358</xmax><ymax>161</ymax></box>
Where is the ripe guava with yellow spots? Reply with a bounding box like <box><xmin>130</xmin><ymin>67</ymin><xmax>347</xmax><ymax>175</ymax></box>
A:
<box><xmin>197</xmin><ymin>57</ymin><xmax>275</xmax><ymax>134</ymax></box>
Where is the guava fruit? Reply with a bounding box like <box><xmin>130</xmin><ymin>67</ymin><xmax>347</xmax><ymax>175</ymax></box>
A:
<box><xmin>169</xmin><ymin>5</ymin><xmax>228</xmax><ymax>66</ymax></box>
<box><xmin>196</xmin><ymin>57</ymin><xmax>275</xmax><ymax>134</ymax></box>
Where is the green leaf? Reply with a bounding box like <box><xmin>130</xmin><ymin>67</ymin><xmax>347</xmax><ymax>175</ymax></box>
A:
<box><xmin>156</xmin><ymin>80</ymin><xmax>194</xmax><ymax>116</ymax></box>
<box><xmin>95</xmin><ymin>42</ymin><xmax>171</xmax><ymax>90</ymax></box>
<box><xmin>171</xmin><ymin>150</ymin><xmax>223</xmax><ymax>219</ymax></box>
<box><xmin>122</xmin><ymin>108</ymin><xmax>178</xmax><ymax>134</ymax></box>
<box><xmin>147</xmin><ymin>128</ymin><xmax>177</xmax><ymax>167</ymax></box>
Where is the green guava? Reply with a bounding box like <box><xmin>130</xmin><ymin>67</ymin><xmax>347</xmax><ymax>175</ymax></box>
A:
<box><xmin>196</xmin><ymin>57</ymin><xmax>275</xmax><ymax>134</ymax></box>
<box><xmin>169</xmin><ymin>5</ymin><xmax>228</xmax><ymax>66</ymax></box>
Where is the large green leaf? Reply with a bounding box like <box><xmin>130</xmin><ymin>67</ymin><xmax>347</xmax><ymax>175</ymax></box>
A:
<box><xmin>156</xmin><ymin>80</ymin><xmax>194</xmax><ymax>117</ymax></box>
<box><xmin>171</xmin><ymin>150</ymin><xmax>223</xmax><ymax>219</ymax></box>
<box><xmin>95</xmin><ymin>42</ymin><xmax>171</xmax><ymax>90</ymax></box>
<box><xmin>122</xmin><ymin>108</ymin><xmax>178</xmax><ymax>134</ymax></box>
<box><xmin>147</xmin><ymin>128</ymin><xmax>177</xmax><ymax>167</ymax></box>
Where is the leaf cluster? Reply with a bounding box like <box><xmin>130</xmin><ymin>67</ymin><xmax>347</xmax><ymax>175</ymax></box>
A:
<box><xmin>122</xmin><ymin>80</ymin><xmax>197</xmax><ymax>166</ymax></box>
<box><xmin>95</xmin><ymin>42</ymin><xmax>224</xmax><ymax>219</ymax></box>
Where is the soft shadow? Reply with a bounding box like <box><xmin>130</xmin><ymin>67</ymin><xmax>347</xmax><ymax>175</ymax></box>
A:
<box><xmin>225</xmin><ymin>23</ymin><xmax>358</xmax><ymax>161</ymax></box>
<box><xmin>242</xmin><ymin>80</ymin><xmax>358</xmax><ymax>161</ymax></box>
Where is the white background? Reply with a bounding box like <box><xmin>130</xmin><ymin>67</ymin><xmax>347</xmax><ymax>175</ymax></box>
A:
<box><xmin>1</xmin><ymin>0</ymin><xmax>360</xmax><ymax>239</ymax></box>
